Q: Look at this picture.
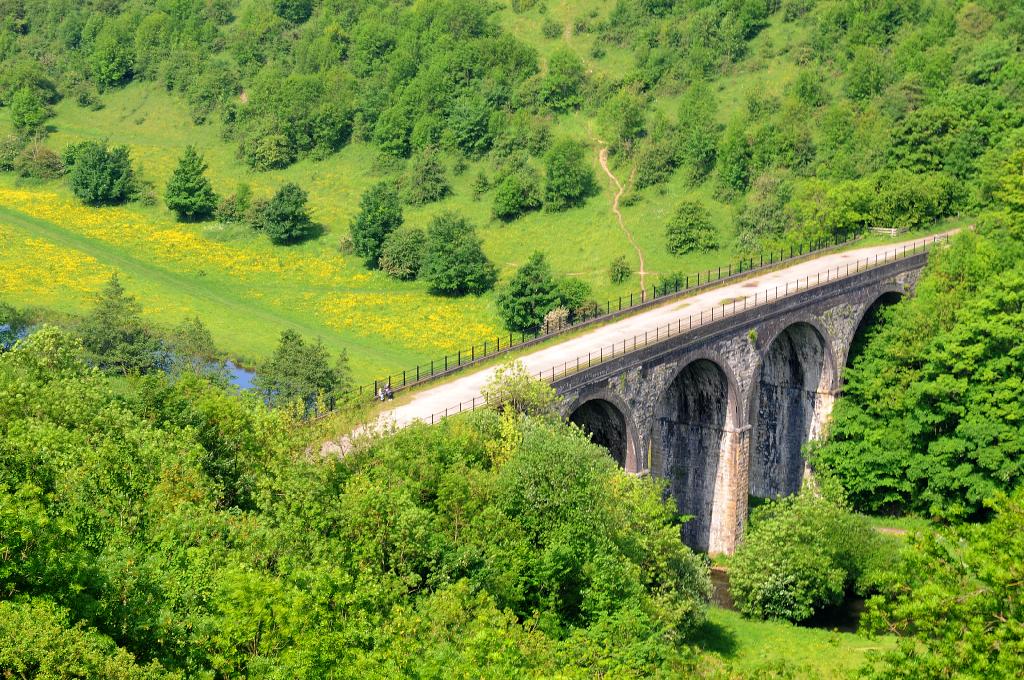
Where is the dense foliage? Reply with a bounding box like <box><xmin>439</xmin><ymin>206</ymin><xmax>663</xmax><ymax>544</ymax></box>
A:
<box><xmin>65</xmin><ymin>140</ymin><xmax>135</xmax><ymax>206</ymax></box>
<box><xmin>0</xmin><ymin>332</ymin><xmax>713</xmax><ymax>676</ymax></box>
<box><xmin>350</xmin><ymin>182</ymin><xmax>403</xmax><ymax>267</ymax></box>
<box><xmin>815</xmin><ymin>147</ymin><xmax>1024</xmax><ymax>520</ymax></box>
<box><xmin>251</xmin><ymin>182</ymin><xmax>313</xmax><ymax>244</ymax></box>
<box><xmin>863</xmin><ymin>487</ymin><xmax>1024</xmax><ymax>678</ymax></box>
<box><xmin>496</xmin><ymin>251</ymin><xmax>560</xmax><ymax>332</ymax></box>
<box><xmin>730</xmin><ymin>488</ymin><xmax>895</xmax><ymax>623</ymax></box>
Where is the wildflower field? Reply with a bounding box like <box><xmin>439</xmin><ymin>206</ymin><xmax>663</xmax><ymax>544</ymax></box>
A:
<box><xmin>0</xmin><ymin>77</ymin><xmax>755</xmax><ymax>381</ymax></box>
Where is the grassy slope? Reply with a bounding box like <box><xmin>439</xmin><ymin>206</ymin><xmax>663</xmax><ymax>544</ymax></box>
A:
<box><xmin>699</xmin><ymin>607</ymin><xmax>894</xmax><ymax>678</ymax></box>
<box><xmin>0</xmin><ymin>5</ymin><xmax>946</xmax><ymax>381</ymax></box>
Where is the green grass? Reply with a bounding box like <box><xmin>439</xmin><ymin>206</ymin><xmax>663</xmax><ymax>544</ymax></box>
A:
<box><xmin>697</xmin><ymin>607</ymin><xmax>894</xmax><ymax>678</ymax></box>
<box><xmin>0</xmin><ymin>4</ymin><xmax>969</xmax><ymax>380</ymax></box>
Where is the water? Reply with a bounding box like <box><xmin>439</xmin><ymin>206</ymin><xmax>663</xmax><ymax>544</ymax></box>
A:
<box><xmin>226</xmin><ymin>360</ymin><xmax>256</xmax><ymax>390</ymax></box>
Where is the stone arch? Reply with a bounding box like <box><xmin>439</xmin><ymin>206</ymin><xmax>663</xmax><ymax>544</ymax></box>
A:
<box><xmin>568</xmin><ymin>394</ymin><xmax>640</xmax><ymax>472</ymax></box>
<box><xmin>749</xmin><ymin>321</ymin><xmax>833</xmax><ymax>501</ymax></box>
<box><xmin>843</xmin><ymin>289</ymin><xmax>904</xmax><ymax>371</ymax></box>
<box><xmin>652</xmin><ymin>356</ymin><xmax>740</xmax><ymax>552</ymax></box>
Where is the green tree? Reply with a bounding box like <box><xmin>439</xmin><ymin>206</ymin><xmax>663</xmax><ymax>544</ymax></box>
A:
<box><xmin>665</xmin><ymin>201</ymin><xmax>718</xmax><ymax>255</ymax></box>
<box><xmin>401</xmin><ymin>147</ymin><xmax>451</xmax><ymax>206</ymax></box>
<box><xmin>481</xmin><ymin>361</ymin><xmax>561</xmax><ymax>417</ymax></box>
<box><xmin>273</xmin><ymin>0</ymin><xmax>312</xmax><ymax>24</ymax></box>
<box><xmin>731</xmin><ymin>488</ymin><xmax>894</xmax><ymax>623</ymax></box>
<box><xmin>67</xmin><ymin>141</ymin><xmax>135</xmax><ymax>206</ymax></box>
<box><xmin>350</xmin><ymin>182</ymin><xmax>403</xmax><ymax>267</ymax></box>
<box><xmin>541</xmin><ymin>48</ymin><xmax>586</xmax><ymax>112</ymax></box>
<box><xmin>421</xmin><ymin>212</ymin><xmax>497</xmax><ymax>295</ymax></box>
<box><xmin>676</xmin><ymin>85</ymin><xmax>720</xmax><ymax>183</ymax></box>
<box><xmin>9</xmin><ymin>86</ymin><xmax>50</xmax><ymax>134</ymax></box>
<box><xmin>79</xmin><ymin>274</ymin><xmax>162</xmax><ymax>375</ymax></box>
<box><xmin>90</xmin><ymin>24</ymin><xmax>134</xmax><ymax>88</ymax></box>
<box><xmin>255</xmin><ymin>329</ymin><xmax>350</xmax><ymax>413</ymax></box>
<box><xmin>169</xmin><ymin>316</ymin><xmax>224</xmax><ymax>379</ymax></box>
<box><xmin>609</xmin><ymin>255</ymin><xmax>631</xmax><ymax>283</ymax></box>
<box><xmin>164</xmin><ymin>146</ymin><xmax>218</xmax><ymax>221</ymax></box>
<box><xmin>378</xmin><ymin>228</ymin><xmax>426</xmax><ymax>281</ymax></box>
<box><xmin>496</xmin><ymin>252</ymin><xmax>560</xmax><ymax>332</ymax></box>
<box><xmin>598</xmin><ymin>91</ymin><xmax>645</xmax><ymax>152</ymax></box>
<box><xmin>716</xmin><ymin>119</ymin><xmax>751</xmax><ymax>195</ymax></box>
<box><xmin>253</xmin><ymin>183</ymin><xmax>313</xmax><ymax>244</ymax></box>
<box><xmin>544</xmin><ymin>139</ymin><xmax>595</xmax><ymax>211</ymax></box>
<box><xmin>492</xmin><ymin>164</ymin><xmax>542</xmax><ymax>221</ymax></box>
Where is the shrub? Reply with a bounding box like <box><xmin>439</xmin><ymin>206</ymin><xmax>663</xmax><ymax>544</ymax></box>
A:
<box><xmin>665</xmin><ymin>201</ymin><xmax>718</xmax><ymax>255</ymax></box>
<box><xmin>0</xmin><ymin>135</ymin><xmax>24</xmax><ymax>171</ymax></box>
<box><xmin>401</xmin><ymin>147</ymin><xmax>451</xmax><ymax>206</ymax></box>
<box><xmin>273</xmin><ymin>0</ymin><xmax>313</xmax><ymax>24</ymax></box>
<box><xmin>555</xmin><ymin>277</ymin><xmax>592</xmax><ymax>315</ymax></box>
<box><xmin>252</xmin><ymin>183</ymin><xmax>313</xmax><ymax>244</ymax></box>
<box><xmin>164</xmin><ymin>146</ymin><xmax>218</xmax><ymax>221</ymax></box>
<box><xmin>66</xmin><ymin>141</ymin><xmax>135</xmax><ymax>206</ymax></box>
<box><xmin>634</xmin><ymin>137</ymin><xmax>678</xmax><ymax>189</ymax></box>
<box><xmin>492</xmin><ymin>164</ymin><xmax>542</xmax><ymax>221</ymax></box>
<box><xmin>14</xmin><ymin>143</ymin><xmax>63</xmax><ymax>179</ymax></box>
<box><xmin>542</xmin><ymin>18</ymin><xmax>562</xmax><ymax>39</ymax></box>
<box><xmin>730</xmin><ymin>489</ymin><xmax>895</xmax><ymax>622</ymax></box>
<box><xmin>378</xmin><ymin>228</ymin><xmax>426</xmax><ymax>281</ymax></box>
<box><xmin>421</xmin><ymin>212</ymin><xmax>497</xmax><ymax>296</ymax></box>
<box><xmin>350</xmin><ymin>182</ymin><xmax>403</xmax><ymax>267</ymax></box>
<box><xmin>497</xmin><ymin>251</ymin><xmax>560</xmax><ymax>332</ymax></box>
<box><xmin>481</xmin><ymin>361</ymin><xmax>561</xmax><ymax>417</ymax></box>
<box><xmin>544</xmin><ymin>138</ymin><xmax>595</xmax><ymax>211</ymax></box>
<box><xmin>215</xmin><ymin>183</ymin><xmax>252</xmax><ymax>223</ymax></box>
<box><xmin>609</xmin><ymin>255</ymin><xmax>632</xmax><ymax>283</ymax></box>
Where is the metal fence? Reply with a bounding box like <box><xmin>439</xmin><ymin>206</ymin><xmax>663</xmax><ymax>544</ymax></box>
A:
<box><xmin>422</xmin><ymin>234</ymin><xmax>947</xmax><ymax>425</ymax></box>
<box><xmin>349</xmin><ymin>230</ymin><xmax>858</xmax><ymax>401</ymax></box>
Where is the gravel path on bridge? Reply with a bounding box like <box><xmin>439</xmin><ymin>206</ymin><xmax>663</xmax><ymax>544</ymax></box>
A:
<box><xmin>377</xmin><ymin>232</ymin><xmax>953</xmax><ymax>429</ymax></box>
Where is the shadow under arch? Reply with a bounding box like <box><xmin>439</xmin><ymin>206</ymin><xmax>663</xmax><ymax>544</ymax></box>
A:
<box><xmin>653</xmin><ymin>357</ymin><xmax>738</xmax><ymax>553</ymax></box>
<box><xmin>750</xmin><ymin>321</ymin><xmax>833</xmax><ymax>501</ymax></box>
<box><xmin>845</xmin><ymin>290</ymin><xmax>904</xmax><ymax>370</ymax></box>
<box><xmin>568</xmin><ymin>397</ymin><xmax>635</xmax><ymax>470</ymax></box>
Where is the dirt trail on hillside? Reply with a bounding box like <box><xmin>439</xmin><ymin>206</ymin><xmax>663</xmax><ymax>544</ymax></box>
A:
<box><xmin>598</xmin><ymin>146</ymin><xmax>646</xmax><ymax>295</ymax></box>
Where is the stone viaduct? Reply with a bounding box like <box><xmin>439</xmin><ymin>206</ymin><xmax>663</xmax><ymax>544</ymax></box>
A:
<box><xmin>553</xmin><ymin>252</ymin><xmax>926</xmax><ymax>555</ymax></box>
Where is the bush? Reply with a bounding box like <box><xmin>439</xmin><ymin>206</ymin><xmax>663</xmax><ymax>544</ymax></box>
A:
<box><xmin>609</xmin><ymin>255</ymin><xmax>631</xmax><ymax>283</ymax></box>
<box><xmin>378</xmin><ymin>228</ymin><xmax>426</xmax><ymax>281</ymax></box>
<box><xmin>497</xmin><ymin>251</ymin><xmax>560</xmax><ymax>332</ymax></box>
<box><xmin>492</xmin><ymin>164</ymin><xmax>542</xmax><ymax>221</ymax></box>
<box><xmin>252</xmin><ymin>183</ymin><xmax>313</xmax><ymax>244</ymax></box>
<box><xmin>730</xmin><ymin>489</ymin><xmax>895</xmax><ymax>622</ymax></box>
<box><xmin>14</xmin><ymin>143</ymin><xmax>63</xmax><ymax>179</ymax></box>
<box><xmin>542</xmin><ymin>18</ymin><xmax>562</xmax><ymax>39</ymax></box>
<box><xmin>401</xmin><ymin>147</ymin><xmax>452</xmax><ymax>206</ymax></box>
<box><xmin>350</xmin><ymin>182</ymin><xmax>403</xmax><ymax>267</ymax></box>
<box><xmin>544</xmin><ymin>138</ymin><xmax>595</xmax><ymax>211</ymax></box>
<box><xmin>421</xmin><ymin>212</ymin><xmax>497</xmax><ymax>296</ymax></box>
<box><xmin>215</xmin><ymin>183</ymin><xmax>252</xmax><ymax>223</ymax></box>
<box><xmin>0</xmin><ymin>135</ymin><xmax>24</xmax><ymax>171</ymax></box>
<box><xmin>665</xmin><ymin>201</ymin><xmax>718</xmax><ymax>255</ymax></box>
<box><xmin>541</xmin><ymin>48</ymin><xmax>586</xmax><ymax>112</ymax></box>
<box><xmin>66</xmin><ymin>141</ymin><xmax>135</xmax><ymax>206</ymax></box>
<box><xmin>635</xmin><ymin>137</ymin><xmax>678</xmax><ymax>189</ymax></box>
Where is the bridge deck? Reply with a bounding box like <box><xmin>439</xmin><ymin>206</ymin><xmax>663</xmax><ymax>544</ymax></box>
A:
<box><xmin>378</xmin><ymin>231</ymin><xmax>953</xmax><ymax>428</ymax></box>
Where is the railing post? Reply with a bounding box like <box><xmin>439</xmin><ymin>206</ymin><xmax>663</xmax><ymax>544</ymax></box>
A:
<box><xmin>444</xmin><ymin>356</ymin><xmax>448</xmax><ymax>371</ymax></box>
<box><xmin>403</xmin><ymin>370</ymin><xmax>406</xmax><ymax>386</ymax></box>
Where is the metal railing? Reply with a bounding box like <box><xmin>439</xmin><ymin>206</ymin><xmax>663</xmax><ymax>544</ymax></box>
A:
<box><xmin>421</xmin><ymin>234</ymin><xmax>947</xmax><ymax>425</ymax></box>
<box><xmin>349</xmin><ymin>231</ymin><xmax>858</xmax><ymax>401</ymax></box>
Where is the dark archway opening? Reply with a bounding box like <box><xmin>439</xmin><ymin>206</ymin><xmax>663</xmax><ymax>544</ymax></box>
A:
<box><xmin>751</xmin><ymin>323</ymin><xmax>828</xmax><ymax>501</ymax></box>
<box><xmin>654</xmin><ymin>359</ymin><xmax>730</xmax><ymax>552</ymax></box>
<box><xmin>846</xmin><ymin>292</ymin><xmax>903</xmax><ymax>370</ymax></box>
<box><xmin>569</xmin><ymin>399</ymin><xmax>629</xmax><ymax>469</ymax></box>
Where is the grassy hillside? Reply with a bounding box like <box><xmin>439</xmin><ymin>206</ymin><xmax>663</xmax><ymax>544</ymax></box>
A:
<box><xmin>3</xmin><ymin>0</ymin><xmax>1017</xmax><ymax>379</ymax></box>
